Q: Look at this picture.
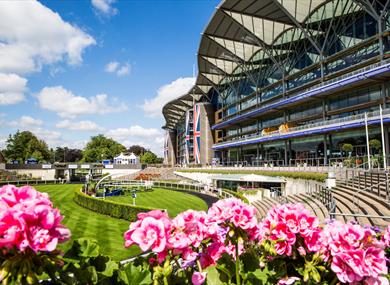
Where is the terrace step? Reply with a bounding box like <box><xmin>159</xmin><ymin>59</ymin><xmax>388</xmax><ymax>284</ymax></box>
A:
<box><xmin>331</xmin><ymin>186</ymin><xmax>389</xmax><ymax>228</ymax></box>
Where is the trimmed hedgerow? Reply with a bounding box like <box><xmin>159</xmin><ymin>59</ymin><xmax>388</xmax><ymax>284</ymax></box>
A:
<box><xmin>177</xmin><ymin>169</ymin><xmax>327</xmax><ymax>182</ymax></box>
<box><xmin>221</xmin><ymin>188</ymin><xmax>250</xmax><ymax>204</ymax></box>
<box><xmin>74</xmin><ymin>189</ymin><xmax>155</xmax><ymax>221</ymax></box>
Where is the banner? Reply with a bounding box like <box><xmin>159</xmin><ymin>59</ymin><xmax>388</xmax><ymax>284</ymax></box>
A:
<box><xmin>184</xmin><ymin>110</ymin><xmax>190</xmax><ymax>165</ymax></box>
<box><xmin>193</xmin><ymin>104</ymin><xmax>201</xmax><ymax>164</ymax></box>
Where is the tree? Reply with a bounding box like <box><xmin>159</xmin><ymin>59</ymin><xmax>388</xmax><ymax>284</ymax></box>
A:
<box><xmin>341</xmin><ymin>143</ymin><xmax>353</xmax><ymax>157</ymax></box>
<box><xmin>83</xmin><ymin>135</ymin><xmax>126</xmax><ymax>162</ymax></box>
<box><xmin>369</xmin><ymin>139</ymin><xmax>381</xmax><ymax>154</ymax></box>
<box><xmin>54</xmin><ymin>147</ymin><xmax>83</xmax><ymax>162</ymax></box>
<box><xmin>140</xmin><ymin>151</ymin><xmax>162</xmax><ymax>164</ymax></box>
<box><xmin>127</xmin><ymin>145</ymin><xmax>148</xmax><ymax>156</ymax></box>
<box><xmin>3</xmin><ymin>131</ymin><xmax>51</xmax><ymax>163</ymax></box>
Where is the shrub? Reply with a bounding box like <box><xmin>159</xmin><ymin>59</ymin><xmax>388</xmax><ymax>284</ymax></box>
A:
<box><xmin>177</xmin><ymin>169</ymin><xmax>327</xmax><ymax>182</ymax></box>
<box><xmin>221</xmin><ymin>188</ymin><xmax>249</xmax><ymax>203</ymax></box>
<box><xmin>74</xmin><ymin>189</ymin><xmax>155</xmax><ymax>221</ymax></box>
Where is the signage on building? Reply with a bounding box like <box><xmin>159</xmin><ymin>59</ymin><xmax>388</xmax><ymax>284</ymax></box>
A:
<box><xmin>81</xmin><ymin>164</ymin><xmax>90</xmax><ymax>169</ymax></box>
<box><xmin>68</xmin><ymin>164</ymin><xmax>78</xmax><ymax>169</ymax></box>
<box><xmin>42</xmin><ymin>164</ymin><xmax>52</xmax><ymax>169</ymax></box>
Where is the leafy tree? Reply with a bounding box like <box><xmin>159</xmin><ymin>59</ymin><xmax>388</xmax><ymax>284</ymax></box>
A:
<box><xmin>83</xmin><ymin>135</ymin><xmax>126</xmax><ymax>162</ymax></box>
<box><xmin>3</xmin><ymin>131</ymin><xmax>51</xmax><ymax>163</ymax></box>
<box><xmin>140</xmin><ymin>151</ymin><xmax>161</xmax><ymax>164</ymax></box>
<box><xmin>54</xmin><ymin>147</ymin><xmax>83</xmax><ymax>162</ymax></box>
<box><xmin>127</xmin><ymin>145</ymin><xmax>148</xmax><ymax>156</ymax></box>
<box><xmin>341</xmin><ymin>143</ymin><xmax>353</xmax><ymax>156</ymax></box>
<box><xmin>369</xmin><ymin>139</ymin><xmax>381</xmax><ymax>154</ymax></box>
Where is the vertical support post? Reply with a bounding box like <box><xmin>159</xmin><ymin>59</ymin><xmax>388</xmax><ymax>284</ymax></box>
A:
<box><xmin>365</xmin><ymin>113</ymin><xmax>371</xmax><ymax>170</ymax></box>
<box><xmin>380</xmin><ymin>105</ymin><xmax>387</xmax><ymax>170</ymax></box>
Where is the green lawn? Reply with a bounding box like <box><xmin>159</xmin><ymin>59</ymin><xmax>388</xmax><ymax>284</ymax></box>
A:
<box><xmin>34</xmin><ymin>184</ymin><xmax>208</xmax><ymax>261</ymax></box>
<box><xmin>106</xmin><ymin>188</ymin><xmax>208</xmax><ymax>217</ymax></box>
<box><xmin>35</xmin><ymin>184</ymin><xmax>137</xmax><ymax>261</ymax></box>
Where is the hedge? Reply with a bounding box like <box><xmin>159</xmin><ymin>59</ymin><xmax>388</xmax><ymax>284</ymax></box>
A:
<box><xmin>221</xmin><ymin>189</ymin><xmax>250</xmax><ymax>204</ymax></box>
<box><xmin>177</xmin><ymin>169</ymin><xmax>327</xmax><ymax>182</ymax></box>
<box><xmin>74</xmin><ymin>189</ymin><xmax>156</xmax><ymax>221</ymax></box>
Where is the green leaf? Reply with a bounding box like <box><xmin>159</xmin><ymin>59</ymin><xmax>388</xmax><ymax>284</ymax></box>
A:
<box><xmin>117</xmin><ymin>263</ymin><xmax>152</xmax><ymax>285</ymax></box>
<box><xmin>205</xmin><ymin>266</ymin><xmax>224</xmax><ymax>285</ymax></box>
<box><xmin>77</xmin><ymin>238</ymin><xmax>100</xmax><ymax>258</ymax></box>
<box><xmin>100</xmin><ymin>260</ymin><xmax>118</xmax><ymax>277</ymax></box>
<box><xmin>87</xmin><ymin>266</ymin><xmax>98</xmax><ymax>284</ymax></box>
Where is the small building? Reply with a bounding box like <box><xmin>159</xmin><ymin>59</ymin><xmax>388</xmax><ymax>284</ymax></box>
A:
<box><xmin>113</xmin><ymin>152</ymin><xmax>139</xmax><ymax>165</ymax></box>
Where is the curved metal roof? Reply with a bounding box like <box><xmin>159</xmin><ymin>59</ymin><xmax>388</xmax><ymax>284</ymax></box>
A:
<box><xmin>162</xmin><ymin>0</ymin><xmax>362</xmax><ymax>130</ymax></box>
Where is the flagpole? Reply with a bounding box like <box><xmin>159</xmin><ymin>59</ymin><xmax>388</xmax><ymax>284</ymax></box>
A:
<box><xmin>380</xmin><ymin>105</ymin><xmax>387</xmax><ymax>170</ymax></box>
<box><xmin>365</xmin><ymin>112</ymin><xmax>371</xmax><ymax>170</ymax></box>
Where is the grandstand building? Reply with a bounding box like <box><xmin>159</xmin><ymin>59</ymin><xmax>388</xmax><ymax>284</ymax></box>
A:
<box><xmin>163</xmin><ymin>0</ymin><xmax>390</xmax><ymax>167</ymax></box>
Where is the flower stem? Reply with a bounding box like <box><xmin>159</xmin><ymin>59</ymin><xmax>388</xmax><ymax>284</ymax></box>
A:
<box><xmin>235</xmin><ymin>242</ymin><xmax>240</xmax><ymax>285</ymax></box>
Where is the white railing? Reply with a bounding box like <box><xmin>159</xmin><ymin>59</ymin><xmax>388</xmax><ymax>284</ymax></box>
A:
<box><xmin>218</xmin><ymin>60</ymin><xmax>390</xmax><ymax>127</ymax></box>
<box><xmin>215</xmin><ymin>108</ymin><xmax>390</xmax><ymax>148</ymax></box>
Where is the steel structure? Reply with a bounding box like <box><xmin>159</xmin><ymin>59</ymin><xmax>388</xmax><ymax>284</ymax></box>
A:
<box><xmin>163</xmin><ymin>0</ymin><xmax>390</xmax><ymax>166</ymax></box>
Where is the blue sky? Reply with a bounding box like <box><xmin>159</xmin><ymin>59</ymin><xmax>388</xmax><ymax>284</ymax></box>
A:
<box><xmin>0</xmin><ymin>0</ymin><xmax>219</xmax><ymax>155</ymax></box>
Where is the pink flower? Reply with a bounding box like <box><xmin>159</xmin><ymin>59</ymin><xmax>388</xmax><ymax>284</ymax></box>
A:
<box><xmin>322</xmin><ymin>221</ymin><xmax>388</xmax><ymax>284</ymax></box>
<box><xmin>192</xmin><ymin>272</ymin><xmax>206</xmax><ymax>285</ymax></box>
<box><xmin>124</xmin><ymin>209</ymin><xmax>172</xmax><ymax>252</ymax></box>
<box><xmin>278</xmin><ymin>276</ymin><xmax>300</xmax><ymax>285</ymax></box>
<box><xmin>363</xmin><ymin>247</ymin><xmax>388</xmax><ymax>279</ymax></box>
<box><xmin>0</xmin><ymin>185</ymin><xmax>70</xmax><ymax>253</ymax></box>
<box><xmin>127</xmin><ymin>217</ymin><xmax>167</xmax><ymax>253</ymax></box>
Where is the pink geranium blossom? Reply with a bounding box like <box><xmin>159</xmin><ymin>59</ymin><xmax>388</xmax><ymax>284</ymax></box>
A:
<box><xmin>0</xmin><ymin>185</ymin><xmax>70</xmax><ymax>252</ymax></box>
<box><xmin>124</xmin><ymin>210</ymin><xmax>171</xmax><ymax>253</ymax></box>
<box><xmin>321</xmin><ymin>221</ymin><xmax>388</xmax><ymax>284</ymax></box>
<box><xmin>259</xmin><ymin>203</ymin><xmax>321</xmax><ymax>257</ymax></box>
<box><xmin>191</xmin><ymin>271</ymin><xmax>206</xmax><ymax>285</ymax></box>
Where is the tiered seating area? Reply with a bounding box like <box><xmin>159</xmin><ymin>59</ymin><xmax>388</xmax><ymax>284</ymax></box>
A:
<box><xmin>252</xmin><ymin>171</ymin><xmax>390</xmax><ymax>228</ymax></box>
<box><xmin>122</xmin><ymin>167</ymin><xmax>182</xmax><ymax>181</ymax></box>
<box><xmin>330</xmin><ymin>172</ymin><xmax>389</xmax><ymax>228</ymax></box>
<box><xmin>253</xmin><ymin>194</ymin><xmax>329</xmax><ymax>223</ymax></box>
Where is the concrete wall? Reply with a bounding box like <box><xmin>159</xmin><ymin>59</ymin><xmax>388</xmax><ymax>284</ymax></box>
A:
<box><xmin>284</xmin><ymin>178</ymin><xmax>325</xmax><ymax>196</ymax></box>
<box><xmin>102</xmin><ymin>169</ymin><xmax>140</xmax><ymax>177</ymax></box>
<box><xmin>11</xmin><ymin>169</ymin><xmax>56</xmax><ymax>180</ymax></box>
<box><xmin>0</xmin><ymin>163</ymin><xmax>5</xmax><ymax>170</ymax></box>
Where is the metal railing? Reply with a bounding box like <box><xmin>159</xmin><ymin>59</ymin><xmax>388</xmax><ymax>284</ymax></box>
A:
<box><xmin>216</xmin><ymin>60</ymin><xmax>390</xmax><ymax>128</ymax></box>
<box><xmin>0</xmin><ymin>179</ymin><xmax>66</xmax><ymax>186</ymax></box>
<box><xmin>215</xmin><ymin>108</ymin><xmax>390</xmax><ymax>148</ymax></box>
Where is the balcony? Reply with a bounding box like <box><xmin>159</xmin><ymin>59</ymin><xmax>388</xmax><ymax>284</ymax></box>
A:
<box><xmin>212</xmin><ymin>60</ymin><xmax>390</xmax><ymax>130</ymax></box>
<box><xmin>213</xmin><ymin>108</ymin><xmax>390</xmax><ymax>150</ymax></box>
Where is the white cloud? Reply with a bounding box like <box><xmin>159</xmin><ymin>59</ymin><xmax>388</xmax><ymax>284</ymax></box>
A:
<box><xmin>0</xmin><ymin>73</ymin><xmax>27</xmax><ymax>105</ymax></box>
<box><xmin>56</xmin><ymin>119</ymin><xmax>105</xmax><ymax>131</ymax></box>
<box><xmin>9</xmin><ymin>116</ymin><xmax>43</xmax><ymax>128</ymax></box>
<box><xmin>142</xmin><ymin>77</ymin><xmax>195</xmax><ymax>118</ymax></box>
<box><xmin>35</xmin><ymin>86</ymin><xmax>128</xmax><ymax>118</ymax></box>
<box><xmin>106</xmin><ymin>125</ymin><xmax>161</xmax><ymax>139</ymax></box>
<box><xmin>117</xmin><ymin>63</ymin><xmax>130</xmax><ymax>76</ymax></box>
<box><xmin>105</xmin><ymin>61</ymin><xmax>119</xmax><ymax>73</ymax></box>
<box><xmin>91</xmin><ymin>0</ymin><xmax>118</xmax><ymax>16</ymax></box>
<box><xmin>0</xmin><ymin>1</ymin><xmax>95</xmax><ymax>74</ymax></box>
<box><xmin>106</xmin><ymin>125</ymin><xmax>164</xmax><ymax>156</ymax></box>
<box><xmin>0</xmin><ymin>135</ymin><xmax>7</xmax><ymax>149</ymax></box>
<box><xmin>105</xmin><ymin>61</ymin><xmax>130</xmax><ymax>77</ymax></box>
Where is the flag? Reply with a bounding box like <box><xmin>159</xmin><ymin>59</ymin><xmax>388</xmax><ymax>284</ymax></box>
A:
<box><xmin>193</xmin><ymin>104</ymin><xmax>201</xmax><ymax>164</ymax></box>
<box><xmin>185</xmin><ymin>110</ymin><xmax>190</xmax><ymax>164</ymax></box>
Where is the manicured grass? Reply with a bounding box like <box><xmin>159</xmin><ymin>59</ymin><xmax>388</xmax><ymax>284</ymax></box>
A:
<box><xmin>35</xmin><ymin>184</ymin><xmax>137</xmax><ymax>261</ymax></box>
<box><xmin>106</xmin><ymin>188</ymin><xmax>208</xmax><ymax>217</ymax></box>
